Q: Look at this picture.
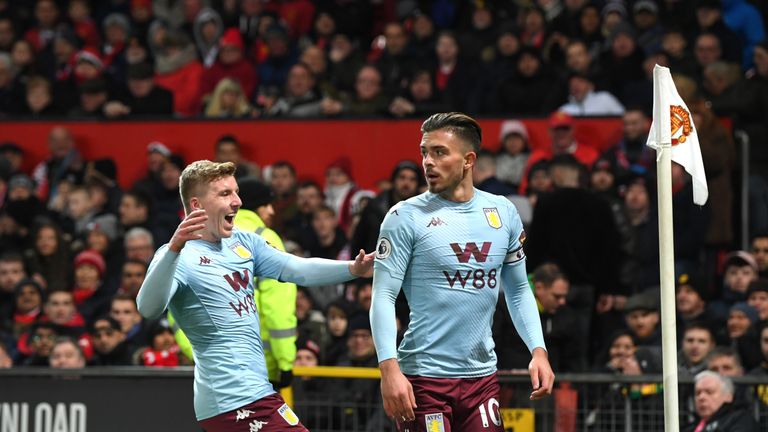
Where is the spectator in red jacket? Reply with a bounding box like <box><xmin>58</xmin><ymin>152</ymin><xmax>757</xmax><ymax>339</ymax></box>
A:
<box><xmin>200</xmin><ymin>28</ymin><xmax>257</xmax><ymax>103</ymax></box>
<box><xmin>153</xmin><ymin>31</ymin><xmax>203</xmax><ymax>117</ymax></box>
<box><xmin>24</xmin><ymin>0</ymin><xmax>60</xmax><ymax>52</ymax></box>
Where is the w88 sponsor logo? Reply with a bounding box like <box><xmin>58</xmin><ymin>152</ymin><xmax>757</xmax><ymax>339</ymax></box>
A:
<box><xmin>443</xmin><ymin>268</ymin><xmax>497</xmax><ymax>289</ymax></box>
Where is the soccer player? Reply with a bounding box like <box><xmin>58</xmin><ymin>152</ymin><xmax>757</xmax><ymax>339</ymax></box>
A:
<box><xmin>370</xmin><ymin>112</ymin><xmax>554</xmax><ymax>431</ymax></box>
<box><xmin>136</xmin><ymin>160</ymin><xmax>373</xmax><ymax>432</ymax></box>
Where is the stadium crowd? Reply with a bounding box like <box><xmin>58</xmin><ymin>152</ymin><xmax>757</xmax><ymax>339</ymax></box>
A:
<box><xmin>1</xmin><ymin>0</ymin><xmax>768</xmax><ymax>430</ymax></box>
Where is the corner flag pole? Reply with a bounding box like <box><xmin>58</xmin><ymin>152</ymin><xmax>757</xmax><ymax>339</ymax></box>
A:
<box><xmin>652</xmin><ymin>65</ymin><xmax>680</xmax><ymax>432</ymax></box>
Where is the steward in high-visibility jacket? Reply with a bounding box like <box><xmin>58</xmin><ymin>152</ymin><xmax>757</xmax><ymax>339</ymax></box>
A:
<box><xmin>234</xmin><ymin>177</ymin><xmax>297</xmax><ymax>388</ymax></box>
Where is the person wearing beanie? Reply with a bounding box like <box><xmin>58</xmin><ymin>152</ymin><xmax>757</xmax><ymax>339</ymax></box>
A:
<box><xmin>350</xmin><ymin>160</ymin><xmax>423</xmax><ymax>255</ymax></box>
<box><xmin>495</xmin><ymin>120</ymin><xmax>530</xmax><ymax>188</ymax></box>
<box><xmin>233</xmin><ymin>176</ymin><xmax>298</xmax><ymax>390</ymax></box>
<box><xmin>676</xmin><ymin>272</ymin><xmax>716</xmax><ymax>331</ymax></box>
<box><xmin>72</xmin><ymin>249</ymin><xmax>111</xmax><ymax>323</ymax></box>
<box><xmin>725</xmin><ymin>302</ymin><xmax>764</xmax><ymax>370</ymax></box>
<box><xmin>711</xmin><ymin>251</ymin><xmax>760</xmax><ymax>323</ymax></box>
<box><xmin>199</xmin><ymin>27</ymin><xmax>257</xmax><ymax>103</ymax></box>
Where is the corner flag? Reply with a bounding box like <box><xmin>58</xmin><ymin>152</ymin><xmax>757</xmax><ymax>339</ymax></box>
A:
<box><xmin>646</xmin><ymin>65</ymin><xmax>709</xmax><ymax>205</ymax></box>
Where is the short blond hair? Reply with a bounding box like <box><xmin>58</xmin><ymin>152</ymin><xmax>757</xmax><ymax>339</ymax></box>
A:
<box><xmin>179</xmin><ymin>160</ymin><xmax>236</xmax><ymax>213</ymax></box>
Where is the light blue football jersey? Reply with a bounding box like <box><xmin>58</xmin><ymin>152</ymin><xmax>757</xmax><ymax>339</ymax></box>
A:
<box><xmin>373</xmin><ymin>189</ymin><xmax>527</xmax><ymax>378</ymax></box>
<box><xmin>151</xmin><ymin>229</ymin><xmax>289</xmax><ymax>420</ymax></box>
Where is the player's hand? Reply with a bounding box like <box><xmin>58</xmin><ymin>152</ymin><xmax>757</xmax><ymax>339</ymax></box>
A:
<box><xmin>169</xmin><ymin>209</ymin><xmax>208</xmax><ymax>253</ymax></box>
<box><xmin>380</xmin><ymin>359</ymin><xmax>417</xmax><ymax>422</ymax></box>
<box><xmin>270</xmin><ymin>370</ymin><xmax>294</xmax><ymax>389</ymax></box>
<box><xmin>349</xmin><ymin>249</ymin><xmax>375</xmax><ymax>278</ymax></box>
<box><xmin>529</xmin><ymin>348</ymin><xmax>555</xmax><ymax>400</ymax></box>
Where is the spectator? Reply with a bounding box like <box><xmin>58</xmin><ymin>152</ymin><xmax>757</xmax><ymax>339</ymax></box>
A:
<box><xmin>679</xmin><ymin>323</ymin><xmax>717</xmax><ymax>379</ymax></box>
<box><xmin>599</xmin><ymin>22</ymin><xmax>646</xmax><ymax>105</ymax></box>
<box><xmin>323</xmin><ymin>299</ymin><xmax>356</xmax><ymax>365</ymax></box>
<box><xmin>708</xmin><ymin>347</ymin><xmax>745</xmax><ymax>377</ymax></box>
<box><xmin>388</xmin><ymin>69</ymin><xmax>449</xmax><ymax>118</ymax></box>
<box><xmin>71</xmin><ymin>249</ymin><xmax>111</xmax><ymax>322</ymax></box>
<box><xmin>266</xmin><ymin>62</ymin><xmax>323</xmax><ymax>118</ymax></box>
<box><xmin>558</xmin><ymin>71</ymin><xmax>625</xmax><ymax>116</ymax></box>
<box><xmin>711</xmin><ymin>251</ymin><xmax>760</xmax><ymax>322</ymax></box>
<box><xmin>67</xmin><ymin>0</ymin><xmax>99</xmax><ymax>49</ymax></box>
<box><xmin>153</xmin><ymin>155</ymin><xmax>185</xmax><ymax>225</ymax></box>
<box><xmin>49</xmin><ymin>337</ymin><xmax>86</xmax><ymax>369</ymax></box>
<box><xmin>69</xmin><ymin>78</ymin><xmax>110</xmax><ymax>118</ymax></box>
<box><xmin>63</xmin><ymin>186</ymin><xmax>96</xmax><ymax>237</ymax></box>
<box><xmin>308</xmin><ymin>204</ymin><xmax>348</xmax><ymax>262</ymax></box>
<box><xmin>201</xmin><ymin>28</ymin><xmax>257</xmax><ymax>102</ymax></box>
<box><xmin>24</xmin><ymin>221</ymin><xmax>72</xmax><ymax>292</ymax></box>
<box><xmin>0</xmin><ymin>53</ymin><xmax>16</xmax><ymax>116</ymax></box>
<box><xmin>725</xmin><ymin>302</ymin><xmax>762</xmax><ymax>370</ymax></box>
<box><xmin>682</xmin><ymin>371</ymin><xmax>758</xmax><ymax>431</ymax></box>
<box><xmin>326</xmin><ymin>33</ymin><xmax>365</xmax><ymax>95</ymax></box>
<box><xmin>632</xmin><ymin>0</ymin><xmax>664</xmax><ymax>55</ymax></box>
<box><xmin>747</xmin><ymin>280</ymin><xmax>768</xmax><ymax>321</ymax></box>
<box><xmin>110</xmin><ymin>294</ymin><xmax>148</xmax><ymax>352</ymax></box>
<box><xmin>24</xmin><ymin>0</ymin><xmax>60</xmax><ymax>52</ymax></box>
<box><xmin>140</xmin><ymin>320</ymin><xmax>180</xmax><ymax>367</ymax></box>
<box><xmin>0</xmin><ymin>342</ymin><xmax>12</xmax><ymax>368</ymax></box>
<box><xmin>350</xmin><ymin>160</ymin><xmax>421</xmax><ymax>255</ymax></box>
<box><xmin>375</xmin><ymin>22</ymin><xmax>415</xmax><ymax>98</ymax></box>
<box><xmin>20</xmin><ymin>76</ymin><xmax>59</xmax><ymax>117</ymax></box>
<box><xmin>325</xmin><ymin>65</ymin><xmax>390</xmax><ymax>117</ymax></box>
<box><xmin>104</xmin><ymin>63</ymin><xmax>174</xmax><ymax>118</ymax></box>
<box><xmin>496</xmin><ymin>263</ymin><xmax>585</xmax><ymax>372</ymax></box>
<box><xmin>192</xmin><ymin>8</ymin><xmax>223</xmax><ymax>68</ymax></box>
<box><xmin>0</xmin><ymin>17</ymin><xmax>15</xmax><ymax>52</ymax></box>
<box><xmin>0</xmin><ymin>254</ymin><xmax>27</xmax><ymax>320</ymax></box>
<box><xmin>133</xmin><ymin>141</ymin><xmax>170</xmax><ymax>200</ymax></box>
<box><xmin>153</xmin><ymin>31</ymin><xmax>203</xmax><ymax>117</ymax></box>
<box><xmin>123</xmin><ymin>227</ymin><xmax>154</xmax><ymax>264</ymax></box>
<box><xmin>213</xmin><ymin>134</ymin><xmax>260</xmax><ymax>180</ymax></box>
<box><xmin>619</xmin><ymin>288</ymin><xmax>661</xmax><ymax>352</ymax></box>
<box><xmin>495</xmin><ymin>120</ymin><xmax>530</xmax><ymax>189</ymax></box>
<box><xmin>267</xmin><ymin>161</ymin><xmax>297</xmax><ymax>233</ymax></box>
<box><xmin>432</xmin><ymin>31</ymin><xmax>474</xmax><ymax>111</ymax></box>
<box><xmin>694</xmin><ymin>0</ymin><xmax>743</xmax><ymax>65</ymax></box>
<box><xmin>663</xmin><ymin>28</ymin><xmax>699</xmax><ymax>79</ymax></box>
<box><xmin>21</xmin><ymin>322</ymin><xmax>59</xmax><ymax>366</ymax></box>
<box><xmin>9</xmin><ymin>279</ymin><xmax>45</xmax><ymax>339</ymax></box>
<box><xmin>101</xmin><ymin>13</ymin><xmax>130</xmax><ymax>82</ymax></box>
<box><xmin>694</xmin><ymin>33</ymin><xmax>723</xmax><ymax>80</ymax></box>
<box><xmin>752</xmin><ymin>234</ymin><xmax>768</xmax><ymax>277</ymax></box>
<box><xmin>203</xmin><ymin>77</ymin><xmax>254</xmax><ymax>118</ymax></box>
<box><xmin>495</xmin><ymin>46</ymin><xmax>558</xmax><ymax>116</ymax></box>
<box><xmin>257</xmin><ymin>24</ymin><xmax>297</xmax><ymax>96</ymax></box>
<box><xmin>91</xmin><ymin>316</ymin><xmax>134</xmax><ymax>366</ymax></box>
<box><xmin>721</xmin><ymin>0</ymin><xmax>767</xmax><ymax>69</ymax></box>
<box><xmin>473</xmin><ymin>150</ymin><xmax>516</xmax><ymax>196</ymax></box>
<box><xmin>676</xmin><ymin>272</ymin><xmax>716</xmax><ymax>331</ymax></box>
<box><xmin>117</xmin><ymin>259</ymin><xmax>147</xmax><ymax>298</ymax></box>
<box><xmin>298</xmin><ymin>45</ymin><xmax>336</xmax><ymax>98</ymax></box>
<box><xmin>323</xmin><ymin>157</ymin><xmax>358</xmax><ymax>233</ymax></box>
<box><xmin>594</xmin><ymin>329</ymin><xmax>661</xmax><ymax>374</ymax></box>
<box><xmin>31</xmin><ymin>126</ymin><xmax>84</xmax><ymax>205</ymax></box>
<box><xmin>284</xmin><ymin>181</ymin><xmax>324</xmax><ymax>250</ymax></box>
<box><xmin>296</xmin><ymin>286</ymin><xmax>327</xmax><ymax>354</ymax></box>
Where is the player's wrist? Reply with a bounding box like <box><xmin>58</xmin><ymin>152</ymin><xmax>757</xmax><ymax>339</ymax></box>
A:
<box><xmin>532</xmin><ymin>347</ymin><xmax>548</xmax><ymax>358</ymax></box>
<box><xmin>379</xmin><ymin>358</ymin><xmax>401</xmax><ymax>374</ymax></box>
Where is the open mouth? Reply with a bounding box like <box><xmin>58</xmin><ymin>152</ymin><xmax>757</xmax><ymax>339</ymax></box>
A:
<box><xmin>224</xmin><ymin>214</ymin><xmax>235</xmax><ymax>225</ymax></box>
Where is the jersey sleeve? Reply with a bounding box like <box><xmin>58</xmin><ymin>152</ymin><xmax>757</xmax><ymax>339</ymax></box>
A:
<box><xmin>137</xmin><ymin>244</ymin><xmax>184</xmax><ymax>319</ymax></box>
<box><xmin>246</xmin><ymin>231</ymin><xmax>292</xmax><ymax>280</ymax></box>
<box><xmin>504</xmin><ymin>200</ymin><xmax>527</xmax><ymax>267</ymax></box>
<box><xmin>373</xmin><ymin>203</ymin><xmax>415</xmax><ymax>280</ymax></box>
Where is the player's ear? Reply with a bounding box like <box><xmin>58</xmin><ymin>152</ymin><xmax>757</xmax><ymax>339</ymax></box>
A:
<box><xmin>190</xmin><ymin>197</ymin><xmax>200</xmax><ymax>210</ymax></box>
<box><xmin>464</xmin><ymin>151</ymin><xmax>477</xmax><ymax>170</ymax></box>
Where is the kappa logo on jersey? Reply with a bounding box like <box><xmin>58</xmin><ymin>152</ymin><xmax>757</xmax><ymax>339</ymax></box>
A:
<box><xmin>249</xmin><ymin>420</ymin><xmax>268</xmax><ymax>431</ymax></box>
<box><xmin>425</xmin><ymin>413</ymin><xmax>445</xmax><ymax>432</ymax></box>
<box><xmin>450</xmin><ymin>242</ymin><xmax>492</xmax><ymax>263</ymax></box>
<box><xmin>426</xmin><ymin>217</ymin><xmax>447</xmax><ymax>227</ymax></box>
<box><xmin>277</xmin><ymin>403</ymin><xmax>299</xmax><ymax>426</ymax></box>
<box><xmin>376</xmin><ymin>237</ymin><xmax>392</xmax><ymax>260</ymax></box>
<box><xmin>483</xmin><ymin>208</ymin><xmax>502</xmax><ymax>229</ymax></box>
<box><xmin>235</xmin><ymin>409</ymin><xmax>255</xmax><ymax>421</ymax></box>
<box><xmin>199</xmin><ymin>256</ymin><xmax>212</xmax><ymax>265</ymax></box>
<box><xmin>229</xmin><ymin>241</ymin><xmax>252</xmax><ymax>259</ymax></box>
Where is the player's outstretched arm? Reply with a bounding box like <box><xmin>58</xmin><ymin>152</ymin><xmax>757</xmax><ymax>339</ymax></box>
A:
<box><xmin>371</xmin><ymin>269</ymin><xmax>416</xmax><ymax>421</ymax></box>
<box><xmin>137</xmin><ymin>210</ymin><xmax>207</xmax><ymax>319</ymax></box>
<box><xmin>500</xmin><ymin>262</ymin><xmax>554</xmax><ymax>399</ymax></box>
<box><xmin>277</xmin><ymin>249</ymin><xmax>374</xmax><ymax>286</ymax></box>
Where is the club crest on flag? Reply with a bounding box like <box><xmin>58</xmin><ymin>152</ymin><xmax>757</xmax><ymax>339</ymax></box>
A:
<box><xmin>670</xmin><ymin>105</ymin><xmax>692</xmax><ymax>146</ymax></box>
<box><xmin>229</xmin><ymin>241</ymin><xmax>252</xmax><ymax>259</ymax></box>
<box><xmin>483</xmin><ymin>208</ymin><xmax>502</xmax><ymax>229</ymax></box>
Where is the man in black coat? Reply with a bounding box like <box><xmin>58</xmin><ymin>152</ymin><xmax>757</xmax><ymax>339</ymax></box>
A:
<box><xmin>682</xmin><ymin>371</ymin><xmax>758</xmax><ymax>431</ymax></box>
<box><xmin>105</xmin><ymin>62</ymin><xmax>173</xmax><ymax>118</ymax></box>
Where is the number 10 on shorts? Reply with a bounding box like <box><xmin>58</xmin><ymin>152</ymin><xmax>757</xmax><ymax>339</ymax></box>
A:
<box><xmin>478</xmin><ymin>398</ymin><xmax>502</xmax><ymax>428</ymax></box>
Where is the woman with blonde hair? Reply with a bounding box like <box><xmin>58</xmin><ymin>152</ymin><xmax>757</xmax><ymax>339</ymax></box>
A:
<box><xmin>204</xmin><ymin>78</ymin><xmax>253</xmax><ymax>118</ymax></box>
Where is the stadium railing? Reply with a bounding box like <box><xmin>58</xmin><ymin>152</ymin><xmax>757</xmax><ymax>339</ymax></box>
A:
<box><xmin>2</xmin><ymin>367</ymin><xmax>767</xmax><ymax>431</ymax></box>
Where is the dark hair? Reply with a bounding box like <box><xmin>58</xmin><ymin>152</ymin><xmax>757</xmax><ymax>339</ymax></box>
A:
<box><xmin>123</xmin><ymin>258</ymin><xmax>148</xmax><ymax>271</ymax></box>
<box><xmin>272</xmin><ymin>161</ymin><xmax>296</xmax><ymax>176</ymax></box>
<box><xmin>124</xmin><ymin>189</ymin><xmax>152</xmax><ymax>209</ymax></box>
<box><xmin>421</xmin><ymin>112</ymin><xmax>482</xmax><ymax>153</ymax></box>
<box><xmin>707</xmin><ymin>346</ymin><xmax>741</xmax><ymax>365</ymax></box>
<box><xmin>215</xmin><ymin>134</ymin><xmax>240</xmax><ymax>151</ymax></box>
<box><xmin>298</xmin><ymin>180</ymin><xmax>323</xmax><ymax>196</ymax></box>
<box><xmin>532</xmin><ymin>263</ymin><xmax>566</xmax><ymax>286</ymax></box>
<box><xmin>684</xmin><ymin>321</ymin><xmax>714</xmax><ymax>339</ymax></box>
<box><xmin>0</xmin><ymin>252</ymin><xmax>24</xmax><ymax>265</ymax></box>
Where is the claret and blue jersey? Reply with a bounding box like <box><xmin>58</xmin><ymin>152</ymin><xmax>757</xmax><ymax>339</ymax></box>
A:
<box><xmin>373</xmin><ymin>189</ymin><xmax>529</xmax><ymax>378</ymax></box>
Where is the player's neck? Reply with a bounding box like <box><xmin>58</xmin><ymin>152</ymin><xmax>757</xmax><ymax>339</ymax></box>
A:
<box><xmin>438</xmin><ymin>180</ymin><xmax>474</xmax><ymax>203</ymax></box>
